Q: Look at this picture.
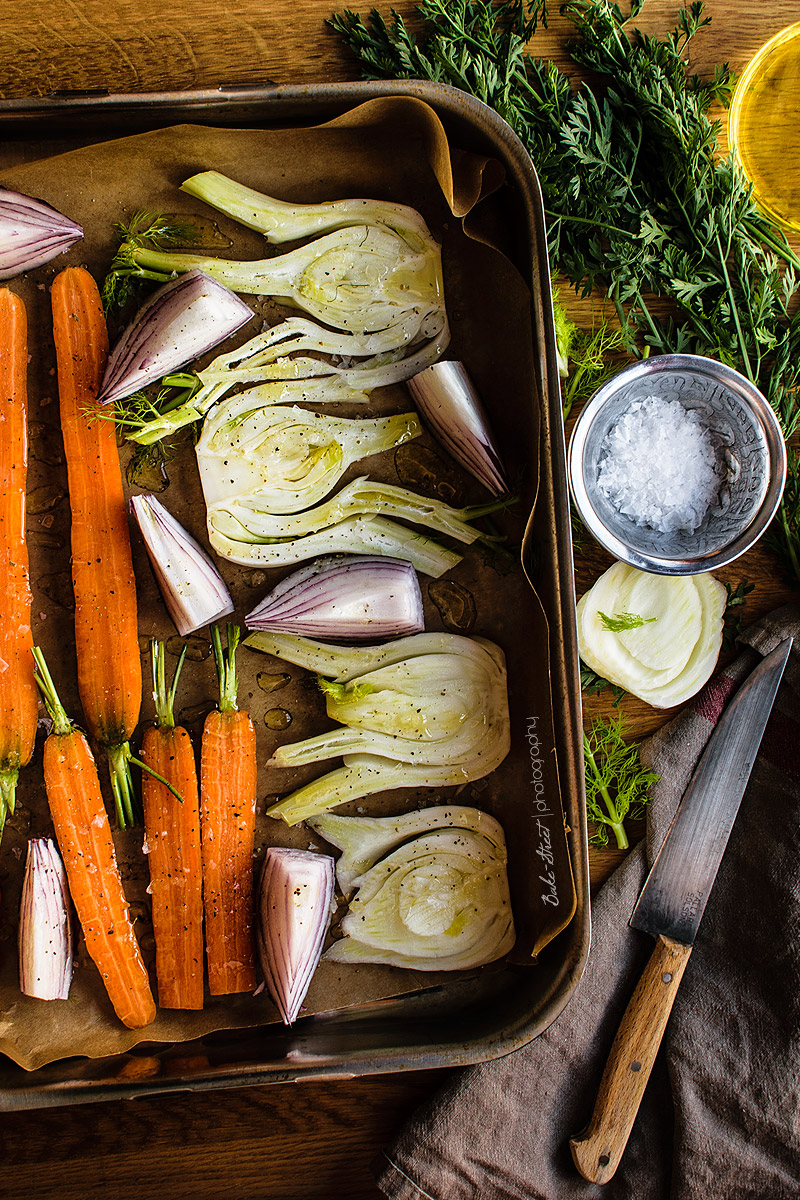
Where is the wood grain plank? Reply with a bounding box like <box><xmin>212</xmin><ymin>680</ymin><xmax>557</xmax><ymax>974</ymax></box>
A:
<box><xmin>0</xmin><ymin>1072</ymin><xmax>448</xmax><ymax>1199</ymax></box>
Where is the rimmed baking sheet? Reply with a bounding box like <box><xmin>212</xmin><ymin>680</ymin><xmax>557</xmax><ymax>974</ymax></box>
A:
<box><xmin>0</xmin><ymin>83</ymin><xmax>588</xmax><ymax>1104</ymax></box>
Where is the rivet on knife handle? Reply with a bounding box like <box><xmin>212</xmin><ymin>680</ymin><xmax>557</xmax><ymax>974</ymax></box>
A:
<box><xmin>569</xmin><ymin>934</ymin><xmax>692</xmax><ymax>1184</ymax></box>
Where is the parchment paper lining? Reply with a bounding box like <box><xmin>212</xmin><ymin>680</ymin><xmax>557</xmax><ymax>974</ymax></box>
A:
<box><xmin>0</xmin><ymin>98</ymin><xmax>574</xmax><ymax>1072</ymax></box>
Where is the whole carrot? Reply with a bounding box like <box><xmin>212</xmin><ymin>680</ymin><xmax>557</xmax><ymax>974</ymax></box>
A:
<box><xmin>141</xmin><ymin>641</ymin><xmax>204</xmax><ymax>1010</ymax></box>
<box><xmin>32</xmin><ymin>646</ymin><xmax>156</xmax><ymax>1030</ymax></box>
<box><xmin>200</xmin><ymin>624</ymin><xmax>257</xmax><ymax>995</ymax></box>
<box><xmin>50</xmin><ymin>266</ymin><xmax>142</xmax><ymax>829</ymax></box>
<box><xmin>0</xmin><ymin>288</ymin><xmax>37</xmax><ymax>837</ymax></box>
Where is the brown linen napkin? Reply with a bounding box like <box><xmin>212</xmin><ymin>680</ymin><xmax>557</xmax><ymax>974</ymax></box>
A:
<box><xmin>374</xmin><ymin>606</ymin><xmax>800</xmax><ymax>1200</ymax></box>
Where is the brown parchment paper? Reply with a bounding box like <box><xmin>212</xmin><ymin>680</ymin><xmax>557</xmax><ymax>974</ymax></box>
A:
<box><xmin>0</xmin><ymin>97</ymin><xmax>574</xmax><ymax>1072</ymax></box>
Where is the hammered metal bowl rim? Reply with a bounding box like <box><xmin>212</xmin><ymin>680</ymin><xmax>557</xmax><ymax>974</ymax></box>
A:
<box><xmin>568</xmin><ymin>354</ymin><xmax>787</xmax><ymax>576</ymax></box>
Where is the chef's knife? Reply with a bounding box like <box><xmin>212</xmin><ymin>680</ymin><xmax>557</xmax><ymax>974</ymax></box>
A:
<box><xmin>569</xmin><ymin>636</ymin><xmax>793</xmax><ymax>1185</ymax></box>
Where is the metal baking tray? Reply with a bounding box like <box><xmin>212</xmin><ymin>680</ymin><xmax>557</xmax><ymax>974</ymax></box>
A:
<box><xmin>0</xmin><ymin>81</ymin><xmax>588</xmax><ymax>1109</ymax></box>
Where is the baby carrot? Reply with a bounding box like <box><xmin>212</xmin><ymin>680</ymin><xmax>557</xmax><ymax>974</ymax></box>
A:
<box><xmin>50</xmin><ymin>266</ymin><xmax>142</xmax><ymax>829</ymax></box>
<box><xmin>200</xmin><ymin>624</ymin><xmax>257</xmax><ymax>995</ymax></box>
<box><xmin>0</xmin><ymin>288</ymin><xmax>37</xmax><ymax>837</ymax></box>
<box><xmin>32</xmin><ymin>646</ymin><xmax>156</xmax><ymax>1030</ymax></box>
<box><xmin>141</xmin><ymin>641</ymin><xmax>204</xmax><ymax>1010</ymax></box>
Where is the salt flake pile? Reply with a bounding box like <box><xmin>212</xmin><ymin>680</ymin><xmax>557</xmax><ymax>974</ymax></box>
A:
<box><xmin>597</xmin><ymin>396</ymin><xmax>721</xmax><ymax>533</ymax></box>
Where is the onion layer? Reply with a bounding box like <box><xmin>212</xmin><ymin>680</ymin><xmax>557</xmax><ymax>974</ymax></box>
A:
<box><xmin>0</xmin><ymin>187</ymin><xmax>83</xmax><ymax>280</ymax></box>
<box><xmin>18</xmin><ymin>837</ymin><xmax>74</xmax><ymax>1000</ymax></box>
<box><xmin>98</xmin><ymin>269</ymin><xmax>254</xmax><ymax>406</ymax></box>
<box><xmin>245</xmin><ymin>555</ymin><xmax>424</xmax><ymax>640</ymax></box>
<box><xmin>407</xmin><ymin>360</ymin><xmax>509</xmax><ymax>496</ymax></box>
<box><xmin>256</xmin><ymin>847</ymin><xmax>335</xmax><ymax>1025</ymax></box>
<box><xmin>130</xmin><ymin>493</ymin><xmax>234</xmax><ymax>636</ymax></box>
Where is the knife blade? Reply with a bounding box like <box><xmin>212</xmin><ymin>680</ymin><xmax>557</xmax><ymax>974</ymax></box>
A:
<box><xmin>569</xmin><ymin>636</ymin><xmax>793</xmax><ymax>1185</ymax></box>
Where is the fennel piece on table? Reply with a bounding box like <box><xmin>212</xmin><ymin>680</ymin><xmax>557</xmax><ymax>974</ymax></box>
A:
<box><xmin>181</xmin><ymin>170</ymin><xmax>442</xmax><ymax>249</ymax></box>
<box><xmin>577</xmin><ymin>562</ymin><xmax>727</xmax><ymax>707</ymax></box>
<box><xmin>308</xmin><ymin>806</ymin><xmax>515</xmax><ymax>971</ymax></box>
<box><xmin>246</xmin><ymin>631</ymin><xmax>511</xmax><ymax>824</ymax></box>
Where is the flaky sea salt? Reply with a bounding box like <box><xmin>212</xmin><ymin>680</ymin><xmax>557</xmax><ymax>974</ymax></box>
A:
<box><xmin>597</xmin><ymin>396</ymin><xmax>721</xmax><ymax>533</ymax></box>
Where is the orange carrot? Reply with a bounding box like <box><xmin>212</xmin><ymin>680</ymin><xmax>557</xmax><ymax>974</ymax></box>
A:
<box><xmin>141</xmin><ymin>641</ymin><xmax>204</xmax><ymax>1010</ymax></box>
<box><xmin>50</xmin><ymin>266</ymin><xmax>142</xmax><ymax>829</ymax></box>
<box><xmin>0</xmin><ymin>288</ymin><xmax>37</xmax><ymax>837</ymax></box>
<box><xmin>200</xmin><ymin>624</ymin><xmax>257</xmax><ymax>995</ymax></box>
<box><xmin>32</xmin><ymin>646</ymin><xmax>156</xmax><ymax>1029</ymax></box>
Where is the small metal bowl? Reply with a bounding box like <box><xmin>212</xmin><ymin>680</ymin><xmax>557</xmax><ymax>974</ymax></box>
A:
<box><xmin>568</xmin><ymin>354</ymin><xmax>787</xmax><ymax>575</ymax></box>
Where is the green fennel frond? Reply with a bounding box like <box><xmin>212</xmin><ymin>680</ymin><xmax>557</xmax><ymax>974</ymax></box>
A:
<box><xmin>102</xmin><ymin>211</ymin><xmax>202</xmax><ymax>311</ymax></box>
<box><xmin>583</xmin><ymin>711</ymin><xmax>657</xmax><ymax>849</ymax></box>
<box><xmin>598</xmin><ymin>610</ymin><xmax>657</xmax><ymax>632</ymax></box>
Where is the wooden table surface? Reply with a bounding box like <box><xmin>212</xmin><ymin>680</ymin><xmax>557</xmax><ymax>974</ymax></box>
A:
<box><xmin>0</xmin><ymin>3</ymin><xmax>798</xmax><ymax>1198</ymax></box>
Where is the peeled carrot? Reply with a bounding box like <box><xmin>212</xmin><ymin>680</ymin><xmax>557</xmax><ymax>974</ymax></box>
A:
<box><xmin>141</xmin><ymin>641</ymin><xmax>204</xmax><ymax>1010</ymax></box>
<box><xmin>50</xmin><ymin>266</ymin><xmax>142</xmax><ymax>829</ymax></box>
<box><xmin>0</xmin><ymin>288</ymin><xmax>37</xmax><ymax>837</ymax></box>
<box><xmin>32</xmin><ymin>646</ymin><xmax>156</xmax><ymax>1029</ymax></box>
<box><xmin>200</xmin><ymin>624</ymin><xmax>257</xmax><ymax>995</ymax></box>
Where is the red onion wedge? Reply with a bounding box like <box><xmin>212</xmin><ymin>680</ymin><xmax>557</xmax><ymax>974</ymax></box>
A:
<box><xmin>130</xmin><ymin>493</ymin><xmax>234</xmax><ymax>636</ymax></box>
<box><xmin>407</xmin><ymin>360</ymin><xmax>509</xmax><ymax>496</ymax></box>
<box><xmin>245</xmin><ymin>555</ymin><xmax>424</xmax><ymax>641</ymax></box>
<box><xmin>18</xmin><ymin>837</ymin><xmax>74</xmax><ymax>1001</ymax></box>
<box><xmin>257</xmin><ymin>847</ymin><xmax>335</xmax><ymax>1026</ymax></box>
<box><xmin>0</xmin><ymin>187</ymin><xmax>83</xmax><ymax>280</ymax></box>
<box><xmin>98</xmin><ymin>269</ymin><xmax>254</xmax><ymax>406</ymax></box>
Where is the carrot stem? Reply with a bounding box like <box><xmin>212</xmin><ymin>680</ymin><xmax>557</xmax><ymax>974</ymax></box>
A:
<box><xmin>0</xmin><ymin>774</ymin><xmax>17</xmax><ymax>840</ymax></box>
<box><xmin>211</xmin><ymin>623</ymin><xmax>241</xmax><ymax>713</ymax></box>
<box><xmin>107</xmin><ymin>742</ymin><xmax>138</xmax><ymax>830</ymax></box>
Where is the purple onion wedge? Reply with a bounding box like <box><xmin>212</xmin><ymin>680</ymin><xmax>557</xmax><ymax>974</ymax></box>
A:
<box><xmin>245</xmin><ymin>555</ymin><xmax>425</xmax><ymax>641</ymax></box>
<box><xmin>98</xmin><ymin>269</ymin><xmax>254</xmax><ymax>406</ymax></box>
<box><xmin>130</xmin><ymin>493</ymin><xmax>234</xmax><ymax>636</ymax></box>
<box><xmin>18</xmin><ymin>838</ymin><xmax>74</xmax><ymax>1001</ymax></box>
<box><xmin>257</xmin><ymin>847</ymin><xmax>335</xmax><ymax>1026</ymax></box>
<box><xmin>0</xmin><ymin>187</ymin><xmax>83</xmax><ymax>280</ymax></box>
<box><xmin>407</xmin><ymin>360</ymin><xmax>509</xmax><ymax>496</ymax></box>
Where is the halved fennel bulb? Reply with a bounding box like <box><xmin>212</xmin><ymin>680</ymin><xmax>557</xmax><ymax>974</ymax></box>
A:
<box><xmin>196</xmin><ymin>393</ymin><xmax>420</xmax><ymax>514</ymax></box>
<box><xmin>245</xmin><ymin>632</ymin><xmax>511</xmax><ymax>824</ymax></box>
<box><xmin>196</xmin><ymin>389</ymin><xmax>492</xmax><ymax>575</ymax></box>
<box><xmin>128</xmin><ymin>223</ymin><xmax>444</xmax><ymax>341</ymax></box>
<box><xmin>319</xmin><ymin>823</ymin><xmax>515</xmax><ymax>972</ymax></box>
<box><xmin>577</xmin><ymin>561</ymin><xmax>727</xmax><ymax>707</ymax></box>
<box><xmin>308</xmin><ymin>804</ymin><xmax>509</xmax><ymax>897</ymax></box>
<box><xmin>183</xmin><ymin>313</ymin><xmax>451</xmax><ymax>422</ymax></box>
<box><xmin>181</xmin><ymin>171</ymin><xmax>442</xmax><ymax>250</ymax></box>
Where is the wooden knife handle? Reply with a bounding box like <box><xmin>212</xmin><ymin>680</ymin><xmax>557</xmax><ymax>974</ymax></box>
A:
<box><xmin>569</xmin><ymin>934</ymin><xmax>692</xmax><ymax>1185</ymax></box>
